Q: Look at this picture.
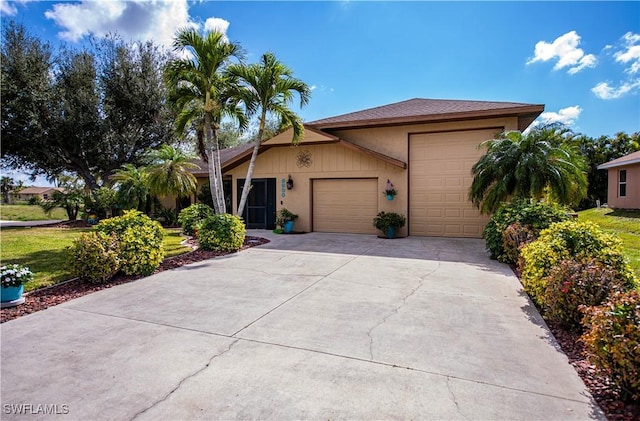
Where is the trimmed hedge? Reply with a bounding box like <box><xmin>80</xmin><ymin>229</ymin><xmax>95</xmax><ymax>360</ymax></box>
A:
<box><xmin>96</xmin><ymin>210</ymin><xmax>165</xmax><ymax>276</ymax></box>
<box><xmin>543</xmin><ymin>258</ymin><xmax>632</xmax><ymax>330</ymax></box>
<box><xmin>197</xmin><ymin>214</ymin><xmax>246</xmax><ymax>252</ymax></box>
<box><xmin>519</xmin><ymin>220</ymin><xmax>636</xmax><ymax>306</ymax></box>
<box><xmin>68</xmin><ymin>232</ymin><xmax>120</xmax><ymax>283</ymax></box>
<box><xmin>581</xmin><ymin>290</ymin><xmax>640</xmax><ymax>402</ymax></box>
<box><xmin>178</xmin><ymin>203</ymin><xmax>214</xmax><ymax>236</ymax></box>
<box><xmin>483</xmin><ymin>199</ymin><xmax>569</xmax><ymax>263</ymax></box>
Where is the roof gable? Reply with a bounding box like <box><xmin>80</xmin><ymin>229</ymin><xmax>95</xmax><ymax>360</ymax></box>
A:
<box><xmin>308</xmin><ymin>98</ymin><xmax>544</xmax><ymax>131</ymax></box>
<box><xmin>597</xmin><ymin>150</ymin><xmax>640</xmax><ymax>169</ymax></box>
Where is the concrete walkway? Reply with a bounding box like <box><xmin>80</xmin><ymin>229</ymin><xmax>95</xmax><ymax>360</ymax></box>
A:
<box><xmin>1</xmin><ymin>232</ymin><xmax>603</xmax><ymax>420</ymax></box>
<box><xmin>0</xmin><ymin>219</ymin><xmax>63</xmax><ymax>227</ymax></box>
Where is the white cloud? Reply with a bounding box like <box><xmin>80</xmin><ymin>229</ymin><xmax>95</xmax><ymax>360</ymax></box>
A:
<box><xmin>614</xmin><ymin>32</ymin><xmax>640</xmax><ymax>74</ymax></box>
<box><xmin>204</xmin><ymin>17</ymin><xmax>230</xmax><ymax>34</ymax></box>
<box><xmin>539</xmin><ymin>105</ymin><xmax>582</xmax><ymax>126</ymax></box>
<box><xmin>527</xmin><ymin>31</ymin><xmax>596</xmax><ymax>74</ymax></box>
<box><xmin>310</xmin><ymin>85</ymin><xmax>318</xmax><ymax>91</ymax></box>
<box><xmin>0</xmin><ymin>0</ymin><xmax>35</xmax><ymax>16</ymax></box>
<box><xmin>44</xmin><ymin>0</ymin><xmax>203</xmax><ymax>48</ymax></box>
<box><xmin>592</xmin><ymin>79</ymin><xmax>640</xmax><ymax>99</ymax></box>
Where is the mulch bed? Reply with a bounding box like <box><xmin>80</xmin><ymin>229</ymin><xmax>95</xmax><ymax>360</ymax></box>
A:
<box><xmin>548</xmin><ymin>323</ymin><xmax>639</xmax><ymax>421</ymax></box>
<box><xmin>0</xmin><ymin>236</ymin><xmax>269</xmax><ymax>324</ymax></box>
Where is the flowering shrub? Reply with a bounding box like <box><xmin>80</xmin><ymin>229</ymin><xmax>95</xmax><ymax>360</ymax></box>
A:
<box><xmin>1</xmin><ymin>264</ymin><xmax>33</xmax><ymax>288</ymax></box>
<box><xmin>96</xmin><ymin>210</ymin><xmax>165</xmax><ymax>276</ymax></box>
<box><xmin>178</xmin><ymin>203</ymin><xmax>214</xmax><ymax>236</ymax></box>
<box><xmin>197</xmin><ymin>214</ymin><xmax>246</xmax><ymax>252</ymax></box>
<box><xmin>68</xmin><ymin>232</ymin><xmax>121</xmax><ymax>283</ymax></box>
<box><xmin>483</xmin><ymin>199</ymin><xmax>569</xmax><ymax>263</ymax></box>
<box><xmin>520</xmin><ymin>220</ymin><xmax>635</xmax><ymax>306</ymax></box>
<box><xmin>543</xmin><ymin>259</ymin><xmax>633</xmax><ymax>330</ymax></box>
<box><xmin>581</xmin><ymin>290</ymin><xmax>640</xmax><ymax>402</ymax></box>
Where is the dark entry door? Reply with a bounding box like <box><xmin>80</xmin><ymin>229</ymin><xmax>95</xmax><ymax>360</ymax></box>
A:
<box><xmin>237</xmin><ymin>178</ymin><xmax>276</xmax><ymax>229</ymax></box>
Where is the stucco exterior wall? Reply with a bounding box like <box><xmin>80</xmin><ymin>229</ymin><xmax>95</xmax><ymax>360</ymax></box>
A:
<box><xmin>607</xmin><ymin>164</ymin><xmax>640</xmax><ymax>209</ymax></box>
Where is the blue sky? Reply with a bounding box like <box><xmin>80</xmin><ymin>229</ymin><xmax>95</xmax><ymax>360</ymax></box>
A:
<box><xmin>2</xmin><ymin>1</ymin><xmax>639</xmax><ymax>185</ymax></box>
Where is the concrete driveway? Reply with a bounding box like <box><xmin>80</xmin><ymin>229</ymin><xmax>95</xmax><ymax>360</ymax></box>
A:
<box><xmin>1</xmin><ymin>232</ymin><xmax>602</xmax><ymax>420</ymax></box>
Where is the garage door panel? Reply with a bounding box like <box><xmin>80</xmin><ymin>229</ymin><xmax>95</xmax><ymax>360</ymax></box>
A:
<box><xmin>313</xmin><ymin>179</ymin><xmax>378</xmax><ymax>234</ymax></box>
<box><xmin>410</xmin><ymin>129</ymin><xmax>493</xmax><ymax>238</ymax></box>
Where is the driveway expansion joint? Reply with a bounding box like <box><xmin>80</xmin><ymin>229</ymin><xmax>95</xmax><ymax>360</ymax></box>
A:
<box><xmin>130</xmin><ymin>339</ymin><xmax>239</xmax><ymax>420</ymax></box>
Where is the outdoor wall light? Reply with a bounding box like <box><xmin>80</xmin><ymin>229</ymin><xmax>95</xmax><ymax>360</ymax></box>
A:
<box><xmin>286</xmin><ymin>174</ymin><xmax>294</xmax><ymax>190</ymax></box>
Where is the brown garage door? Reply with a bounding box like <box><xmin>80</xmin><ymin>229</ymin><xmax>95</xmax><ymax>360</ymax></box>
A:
<box><xmin>409</xmin><ymin>129</ymin><xmax>495</xmax><ymax>238</ymax></box>
<box><xmin>313</xmin><ymin>179</ymin><xmax>378</xmax><ymax>234</ymax></box>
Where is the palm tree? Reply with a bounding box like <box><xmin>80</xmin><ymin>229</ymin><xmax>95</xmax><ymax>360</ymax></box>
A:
<box><xmin>112</xmin><ymin>164</ymin><xmax>150</xmax><ymax>211</ymax></box>
<box><xmin>229</xmin><ymin>52</ymin><xmax>310</xmax><ymax>217</ymax></box>
<box><xmin>469</xmin><ymin>125</ymin><xmax>587</xmax><ymax>214</ymax></box>
<box><xmin>147</xmin><ymin>144</ymin><xmax>198</xmax><ymax>210</ymax></box>
<box><xmin>165</xmin><ymin>29</ymin><xmax>246</xmax><ymax>214</ymax></box>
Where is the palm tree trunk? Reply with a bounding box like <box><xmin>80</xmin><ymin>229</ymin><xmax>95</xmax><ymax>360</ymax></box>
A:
<box><xmin>204</xmin><ymin>114</ymin><xmax>227</xmax><ymax>214</ymax></box>
<box><xmin>237</xmin><ymin>112</ymin><xmax>266</xmax><ymax>218</ymax></box>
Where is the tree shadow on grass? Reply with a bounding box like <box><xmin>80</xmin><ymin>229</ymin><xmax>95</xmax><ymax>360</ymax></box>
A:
<box><xmin>607</xmin><ymin>209</ymin><xmax>640</xmax><ymax>219</ymax></box>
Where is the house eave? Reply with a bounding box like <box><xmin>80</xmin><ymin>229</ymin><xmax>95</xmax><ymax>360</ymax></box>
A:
<box><xmin>598</xmin><ymin>158</ymin><xmax>640</xmax><ymax>170</ymax></box>
<box><xmin>307</xmin><ymin>105</ymin><xmax>544</xmax><ymax>132</ymax></box>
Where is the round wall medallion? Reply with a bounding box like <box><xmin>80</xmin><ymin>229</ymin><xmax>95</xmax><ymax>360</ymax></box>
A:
<box><xmin>296</xmin><ymin>150</ymin><xmax>313</xmax><ymax>168</ymax></box>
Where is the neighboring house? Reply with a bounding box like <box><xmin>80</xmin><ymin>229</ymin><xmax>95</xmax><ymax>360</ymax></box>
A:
<box><xmin>13</xmin><ymin>186</ymin><xmax>64</xmax><ymax>202</ymax></box>
<box><xmin>597</xmin><ymin>150</ymin><xmax>640</xmax><ymax>210</ymax></box>
<box><xmin>185</xmin><ymin>98</ymin><xmax>544</xmax><ymax>238</ymax></box>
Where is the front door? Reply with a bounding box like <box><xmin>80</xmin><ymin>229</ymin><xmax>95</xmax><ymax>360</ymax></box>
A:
<box><xmin>237</xmin><ymin>178</ymin><xmax>276</xmax><ymax>229</ymax></box>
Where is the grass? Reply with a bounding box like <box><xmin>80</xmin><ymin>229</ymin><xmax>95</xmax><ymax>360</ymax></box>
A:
<box><xmin>1</xmin><ymin>227</ymin><xmax>191</xmax><ymax>291</ymax></box>
<box><xmin>578</xmin><ymin>207</ymin><xmax>640</xmax><ymax>279</ymax></box>
<box><xmin>0</xmin><ymin>204</ymin><xmax>68</xmax><ymax>221</ymax></box>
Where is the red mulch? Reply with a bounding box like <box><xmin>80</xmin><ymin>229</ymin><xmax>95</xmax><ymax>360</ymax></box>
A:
<box><xmin>0</xmin><ymin>236</ymin><xmax>269</xmax><ymax>324</ymax></box>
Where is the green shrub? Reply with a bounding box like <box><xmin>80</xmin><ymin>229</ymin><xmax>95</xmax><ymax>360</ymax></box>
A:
<box><xmin>502</xmin><ymin>222</ymin><xmax>537</xmax><ymax>265</ymax></box>
<box><xmin>543</xmin><ymin>259</ymin><xmax>633</xmax><ymax>331</ymax></box>
<box><xmin>68</xmin><ymin>232</ymin><xmax>121</xmax><ymax>283</ymax></box>
<box><xmin>95</xmin><ymin>210</ymin><xmax>165</xmax><ymax>276</ymax></box>
<box><xmin>178</xmin><ymin>203</ymin><xmax>214</xmax><ymax>236</ymax></box>
<box><xmin>520</xmin><ymin>220</ymin><xmax>636</xmax><ymax>306</ymax></box>
<box><xmin>197</xmin><ymin>214</ymin><xmax>246</xmax><ymax>252</ymax></box>
<box><xmin>483</xmin><ymin>198</ymin><xmax>569</xmax><ymax>263</ymax></box>
<box><xmin>27</xmin><ymin>196</ymin><xmax>41</xmax><ymax>206</ymax></box>
<box><xmin>581</xmin><ymin>290</ymin><xmax>640</xmax><ymax>402</ymax></box>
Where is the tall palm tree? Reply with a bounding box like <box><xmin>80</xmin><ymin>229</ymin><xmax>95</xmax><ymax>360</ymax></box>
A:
<box><xmin>165</xmin><ymin>29</ymin><xmax>246</xmax><ymax>214</ymax></box>
<box><xmin>112</xmin><ymin>164</ymin><xmax>150</xmax><ymax>211</ymax></box>
<box><xmin>229</xmin><ymin>52</ymin><xmax>310</xmax><ymax>217</ymax></box>
<box><xmin>147</xmin><ymin>145</ymin><xmax>198</xmax><ymax>210</ymax></box>
<box><xmin>469</xmin><ymin>125</ymin><xmax>587</xmax><ymax>214</ymax></box>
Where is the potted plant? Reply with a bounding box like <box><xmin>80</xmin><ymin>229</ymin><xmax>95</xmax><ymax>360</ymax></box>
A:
<box><xmin>383</xmin><ymin>179</ymin><xmax>397</xmax><ymax>201</ymax></box>
<box><xmin>276</xmin><ymin>208</ymin><xmax>298</xmax><ymax>234</ymax></box>
<box><xmin>373</xmin><ymin>211</ymin><xmax>406</xmax><ymax>239</ymax></box>
<box><xmin>1</xmin><ymin>263</ymin><xmax>33</xmax><ymax>307</ymax></box>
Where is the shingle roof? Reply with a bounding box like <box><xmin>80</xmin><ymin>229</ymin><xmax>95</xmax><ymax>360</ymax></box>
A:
<box><xmin>308</xmin><ymin>98</ymin><xmax>544</xmax><ymax>130</ymax></box>
<box><xmin>597</xmin><ymin>150</ymin><xmax>640</xmax><ymax>170</ymax></box>
<box><xmin>190</xmin><ymin>143</ymin><xmax>255</xmax><ymax>175</ymax></box>
<box><xmin>18</xmin><ymin>186</ymin><xmax>62</xmax><ymax>194</ymax></box>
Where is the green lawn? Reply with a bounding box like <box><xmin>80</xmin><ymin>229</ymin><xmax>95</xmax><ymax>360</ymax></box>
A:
<box><xmin>578</xmin><ymin>208</ymin><xmax>640</xmax><ymax>279</ymax></box>
<box><xmin>0</xmin><ymin>204</ymin><xmax>68</xmax><ymax>221</ymax></box>
<box><xmin>0</xmin><ymin>227</ymin><xmax>191</xmax><ymax>291</ymax></box>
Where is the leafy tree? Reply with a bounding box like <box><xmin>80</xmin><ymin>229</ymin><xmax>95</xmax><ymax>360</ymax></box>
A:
<box><xmin>577</xmin><ymin>132</ymin><xmax>640</xmax><ymax>209</ymax></box>
<box><xmin>147</xmin><ymin>145</ymin><xmax>198</xmax><ymax>211</ymax></box>
<box><xmin>469</xmin><ymin>125</ymin><xmax>587</xmax><ymax>214</ymax></box>
<box><xmin>40</xmin><ymin>175</ymin><xmax>84</xmax><ymax>220</ymax></box>
<box><xmin>1</xmin><ymin>21</ymin><xmax>175</xmax><ymax>190</ymax></box>
<box><xmin>1</xmin><ymin>176</ymin><xmax>23</xmax><ymax>204</ymax></box>
<box><xmin>111</xmin><ymin>164</ymin><xmax>150</xmax><ymax>212</ymax></box>
<box><xmin>166</xmin><ymin>29</ymin><xmax>247</xmax><ymax>214</ymax></box>
<box><xmin>230</xmin><ymin>52</ymin><xmax>310</xmax><ymax>217</ymax></box>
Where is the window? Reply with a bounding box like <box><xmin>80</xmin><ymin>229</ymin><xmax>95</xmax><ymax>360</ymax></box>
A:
<box><xmin>43</xmin><ymin>194</ymin><xmax>49</xmax><ymax>200</ymax></box>
<box><xmin>619</xmin><ymin>170</ymin><xmax>627</xmax><ymax>197</ymax></box>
